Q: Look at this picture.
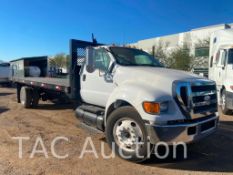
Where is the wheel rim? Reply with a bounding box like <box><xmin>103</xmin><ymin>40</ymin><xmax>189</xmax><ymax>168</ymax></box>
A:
<box><xmin>113</xmin><ymin>118</ymin><xmax>144</xmax><ymax>152</ymax></box>
<box><xmin>222</xmin><ymin>93</ymin><xmax>226</xmax><ymax>110</ymax></box>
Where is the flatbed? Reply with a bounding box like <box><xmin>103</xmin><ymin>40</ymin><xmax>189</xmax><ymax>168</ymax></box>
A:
<box><xmin>10</xmin><ymin>39</ymin><xmax>98</xmax><ymax>103</ymax></box>
<box><xmin>11</xmin><ymin>77</ymin><xmax>69</xmax><ymax>90</ymax></box>
<box><xmin>10</xmin><ymin>55</ymin><xmax>71</xmax><ymax>92</ymax></box>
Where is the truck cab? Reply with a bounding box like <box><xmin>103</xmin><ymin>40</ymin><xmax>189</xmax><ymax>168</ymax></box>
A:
<box><xmin>209</xmin><ymin>29</ymin><xmax>233</xmax><ymax>114</ymax></box>
<box><xmin>77</xmin><ymin>45</ymin><xmax>218</xmax><ymax>161</ymax></box>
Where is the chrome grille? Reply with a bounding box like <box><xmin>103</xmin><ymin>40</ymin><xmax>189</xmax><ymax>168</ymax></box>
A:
<box><xmin>173</xmin><ymin>79</ymin><xmax>218</xmax><ymax>119</ymax></box>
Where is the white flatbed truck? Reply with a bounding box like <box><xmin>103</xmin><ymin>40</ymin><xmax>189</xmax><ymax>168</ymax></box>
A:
<box><xmin>11</xmin><ymin>39</ymin><xmax>218</xmax><ymax>161</ymax></box>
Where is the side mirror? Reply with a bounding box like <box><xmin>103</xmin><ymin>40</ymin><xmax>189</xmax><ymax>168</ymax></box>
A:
<box><xmin>86</xmin><ymin>47</ymin><xmax>95</xmax><ymax>73</ymax></box>
<box><xmin>107</xmin><ymin>62</ymin><xmax>116</xmax><ymax>74</ymax></box>
<box><xmin>104</xmin><ymin>62</ymin><xmax>115</xmax><ymax>82</ymax></box>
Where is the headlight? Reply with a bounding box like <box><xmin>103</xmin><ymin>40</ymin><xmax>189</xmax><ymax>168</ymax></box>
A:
<box><xmin>142</xmin><ymin>101</ymin><xmax>169</xmax><ymax>114</ymax></box>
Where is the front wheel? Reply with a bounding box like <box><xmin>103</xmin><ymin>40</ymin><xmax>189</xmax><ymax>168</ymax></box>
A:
<box><xmin>221</xmin><ymin>89</ymin><xmax>232</xmax><ymax>115</ymax></box>
<box><xmin>106</xmin><ymin>106</ymin><xmax>152</xmax><ymax>162</ymax></box>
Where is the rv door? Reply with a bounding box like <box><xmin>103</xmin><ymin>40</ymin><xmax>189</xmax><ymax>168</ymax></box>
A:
<box><xmin>215</xmin><ymin>49</ymin><xmax>227</xmax><ymax>87</ymax></box>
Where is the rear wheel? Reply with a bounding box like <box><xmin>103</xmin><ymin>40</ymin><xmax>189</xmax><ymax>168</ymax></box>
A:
<box><xmin>106</xmin><ymin>106</ymin><xmax>152</xmax><ymax>162</ymax></box>
<box><xmin>20</xmin><ymin>87</ymin><xmax>33</xmax><ymax>108</ymax></box>
<box><xmin>31</xmin><ymin>89</ymin><xmax>40</xmax><ymax>107</ymax></box>
<box><xmin>221</xmin><ymin>89</ymin><xmax>232</xmax><ymax>115</ymax></box>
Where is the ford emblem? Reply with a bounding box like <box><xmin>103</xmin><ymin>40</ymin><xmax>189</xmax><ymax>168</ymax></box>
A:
<box><xmin>204</xmin><ymin>95</ymin><xmax>211</xmax><ymax>101</ymax></box>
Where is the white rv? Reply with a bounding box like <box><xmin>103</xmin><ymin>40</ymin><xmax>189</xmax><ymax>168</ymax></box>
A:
<box><xmin>209</xmin><ymin>29</ymin><xmax>233</xmax><ymax>114</ymax></box>
<box><xmin>0</xmin><ymin>62</ymin><xmax>10</xmax><ymax>85</ymax></box>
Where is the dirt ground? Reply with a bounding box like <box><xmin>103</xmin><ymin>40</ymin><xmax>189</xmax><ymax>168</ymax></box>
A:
<box><xmin>0</xmin><ymin>87</ymin><xmax>233</xmax><ymax>175</ymax></box>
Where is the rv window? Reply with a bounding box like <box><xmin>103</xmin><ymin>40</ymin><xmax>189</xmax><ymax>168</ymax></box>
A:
<box><xmin>195</xmin><ymin>47</ymin><xmax>209</xmax><ymax>57</ymax></box>
<box><xmin>213</xmin><ymin>37</ymin><xmax>217</xmax><ymax>43</ymax></box>
<box><xmin>228</xmin><ymin>49</ymin><xmax>233</xmax><ymax>64</ymax></box>
<box><xmin>215</xmin><ymin>51</ymin><xmax>220</xmax><ymax>64</ymax></box>
<box><xmin>210</xmin><ymin>56</ymin><xmax>213</xmax><ymax>67</ymax></box>
<box><xmin>221</xmin><ymin>50</ymin><xmax>226</xmax><ymax>66</ymax></box>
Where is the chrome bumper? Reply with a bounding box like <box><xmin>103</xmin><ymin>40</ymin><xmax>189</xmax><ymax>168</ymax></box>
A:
<box><xmin>146</xmin><ymin>116</ymin><xmax>219</xmax><ymax>144</ymax></box>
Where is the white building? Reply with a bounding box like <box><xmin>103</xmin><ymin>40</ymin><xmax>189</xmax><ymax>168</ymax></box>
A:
<box><xmin>129</xmin><ymin>23</ymin><xmax>233</xmax><ymax>68</ymax></box>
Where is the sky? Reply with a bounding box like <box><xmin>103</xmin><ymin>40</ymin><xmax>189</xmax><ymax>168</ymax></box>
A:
<box><xmin>0</xmin><ymin>0</ymin><xmax>233</xmax><ymax>61</ymax></box>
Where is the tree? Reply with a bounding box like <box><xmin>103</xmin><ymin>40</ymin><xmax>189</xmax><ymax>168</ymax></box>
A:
<box><xmin>151</xmin><ymin>39</ymin><xmax>210</xmax><ymax>71</ymax></box>
<box><xmin>195</xmin><ymin>37</ymin><xmax>210</xmax><ymax>48</ymax></box>
<box><xmin>151</xmin><ymin>41</ymin><xmax>174</xmax><ymax>67</ymax></box>
<box><xmin>152</xmin><ymin>41</ymin><xmax>168</xmax><ymax>58</ymax></box>
<box><xmin>49</xmin><ymin>53</ymin><xmax>69</xmax><ymax>69</ymax></box>
<box><xmin>152</xmin><ymin>41</ymin><xmax>195</xmax><ymax>71</ymax></box>
<box><xmin>169</xmin><ymin>45</ymin><xmax>194</xmax><ymax>71</ymax></box>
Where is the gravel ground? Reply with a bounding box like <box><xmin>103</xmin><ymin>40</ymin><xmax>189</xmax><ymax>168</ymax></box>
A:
<box><xmin>0</xmin><ymin>87</ymin><xmax>232</xmax><ymax>175</ymax></box>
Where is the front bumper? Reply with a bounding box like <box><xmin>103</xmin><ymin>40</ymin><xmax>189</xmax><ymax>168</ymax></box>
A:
<box><xmin>146</xmin><ymin>116</ymin><xmax>219</xmax><ymax>144</ymax></box>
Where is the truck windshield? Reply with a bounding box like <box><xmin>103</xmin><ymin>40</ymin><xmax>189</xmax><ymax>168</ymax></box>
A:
<box><xmin>110</xmin><ymin>47</ymin><xmax>163</xmax><ymax>67</ymax></box>
<box><xmin>228</xmin><ymin>49</ymin><xmax>233</xmax><ymax>64</ymax></box>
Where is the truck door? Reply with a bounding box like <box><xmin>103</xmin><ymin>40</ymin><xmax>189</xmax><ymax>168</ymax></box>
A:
<box><xmin>216</xmin><ymin>49</ymin><xmax>227</xmax><ymax>87</ymax></box>
<box><xmin>80</xmin><ymin>48</ymin><xmax>115</xmax><ymax>107</ymax></box>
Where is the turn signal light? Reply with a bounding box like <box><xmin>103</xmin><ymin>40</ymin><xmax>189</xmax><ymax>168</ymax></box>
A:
<box><xmin>143</xmin><ymin>102</ymin><xmax>160</xmax><ymax>114</ymax></box>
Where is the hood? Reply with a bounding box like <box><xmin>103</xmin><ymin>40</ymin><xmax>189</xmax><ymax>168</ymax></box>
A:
<box><xmin>114</xmin><ymin>66</ymin><xmax>204</xmax><ymax>93</ymax></box>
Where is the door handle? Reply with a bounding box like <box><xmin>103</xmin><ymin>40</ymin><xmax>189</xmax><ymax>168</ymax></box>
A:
<box><xmin>82</xmin><ymin>74</ymin><xmax>86</xmax><ymax>81</ymax></box>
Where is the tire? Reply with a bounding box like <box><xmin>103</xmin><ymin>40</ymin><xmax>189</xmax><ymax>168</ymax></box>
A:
<box><xmin>221</xmin><ymin>89</ymin><xmax>232</xmax><ymax>115</ymax></box>
<box><xmin>31</xmin><ymin>89</ymin><xmax>40</xmax><ymax>107</ymax></box>
<box><xmin>106</xmin><ymin>106</ymin><xmax>151</xmax><ymax>162</ymax></box>
<box><xmin>20</xmin><ymin>87</ymin><xmax>33</xmax><ymax>108</ymax></box>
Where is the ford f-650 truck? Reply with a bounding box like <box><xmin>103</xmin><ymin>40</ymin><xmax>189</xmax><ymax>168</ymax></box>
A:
<box><xmin>11</xmin><ymin>39</ymin><xmax>218</xmax><ymax>162</ymax></box>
